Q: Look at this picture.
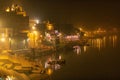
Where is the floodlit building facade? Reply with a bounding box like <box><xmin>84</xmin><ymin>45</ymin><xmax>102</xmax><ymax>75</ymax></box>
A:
<box><xmin>0</xmin><ymin>4</ymin><xmax>29</xmax><ymax>50</ymax></box>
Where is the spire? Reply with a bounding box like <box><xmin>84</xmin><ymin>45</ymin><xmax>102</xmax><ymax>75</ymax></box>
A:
<box><xmin>5</xmin><ymin>4</ymin><xmax>27</xmax><ymax>17</ymax></box>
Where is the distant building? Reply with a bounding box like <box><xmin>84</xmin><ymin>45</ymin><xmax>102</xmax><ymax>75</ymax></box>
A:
<box><xmin>0</xmin><ymin>4</ymin><xmax>29</xmax><ymax>50</ymax></box>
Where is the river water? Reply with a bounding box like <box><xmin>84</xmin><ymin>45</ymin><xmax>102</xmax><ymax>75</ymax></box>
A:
<box><xmin>48</xmin><ymin>34</ymin><xmax>120</xmax><ymax>80</ymax></box>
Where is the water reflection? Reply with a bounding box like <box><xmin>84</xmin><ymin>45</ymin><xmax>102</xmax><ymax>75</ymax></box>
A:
<box><xmin>89</xmin><ymin>35</ymin><xmax>118</xmax><ymax>50</ymax></box>
<box><xmin>40</xmin><ymin>35</ymin><xmax>119</xmax><ymax>79</ymax></box>
<box><xmin>109</xmin><ymin>35</ymin><xmax>117</xmax><ymax>48</ymax></box>
<box><xmin>83</xmin><ymin>46</ymin><xmax>87</xmax><ymax>52</ymax></box>
<box><xmin>47</xmin><ymin>68</ymin><xmax>53</xmax><ymax>75</ymax></box>
<box><xmin>73</xmin><ymin>45</ymin><xmax>81</xmax><ymax>55</ymax></box>
<box><xmin>50</xmin><ymin>34</ymin><xmax>119</xmax><ymax>80</ymax></box>
<box><xmin>44</xmin><ymin>53</ymin><xmax>65</xmax><ymax>71</ymax></box>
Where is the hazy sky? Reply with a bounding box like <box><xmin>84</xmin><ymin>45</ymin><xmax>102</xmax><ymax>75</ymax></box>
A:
<box><xmin>0</xmin><ymin>0</ymin><xmax>120</xmax><ymax>27</ymax></box>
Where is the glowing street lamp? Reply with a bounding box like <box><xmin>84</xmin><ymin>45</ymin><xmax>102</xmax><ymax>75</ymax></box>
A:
<box><xmin>1</xmin><ymin>33</ymin><xmax>6</xmax><ymax>42</ymax></box>
<box><xmin>36</xmin><ymin>19</ymin><xmax>39</xmax><ymax>24</ymax></box>
<box><xmin>32</xmin><ymin>26</ymin><xmax>36</xmax><ymax>30</ymax></box>
<box><xmin>6</xmin><ymin>7</ymin><xmax>10</xmax><ymax>12</ymax></box>
<box><xmin>79</xmin><ymin>28</ymin><xmax>83</xmax><ymax>31</ymax></box>
<box><xmin>1</xmin><ymin>37</ymin><xmax>5</xmax><ymax>42</ymax></box>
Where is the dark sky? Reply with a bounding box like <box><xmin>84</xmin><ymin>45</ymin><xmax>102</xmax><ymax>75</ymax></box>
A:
<box><xmin>0</xmin><ymin>0</ymin><xmax>120</xmax><ymax>27</ymax></box>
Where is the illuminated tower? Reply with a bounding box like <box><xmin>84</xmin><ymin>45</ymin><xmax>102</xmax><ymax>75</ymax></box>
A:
<box><xmin>0</xmin><ymin>4</ymin><xmax>29</xmax><ymax>50</ymax></box>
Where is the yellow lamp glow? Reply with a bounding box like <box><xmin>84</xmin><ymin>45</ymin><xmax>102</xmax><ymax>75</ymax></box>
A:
<box><xmin>1</xmin><ymin>37</ymin><xmax>5</xmax><ymax>42</ymax></box>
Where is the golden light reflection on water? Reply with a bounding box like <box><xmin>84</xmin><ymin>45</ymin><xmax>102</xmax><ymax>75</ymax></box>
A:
<box><xmin>90</xmin><ymin>38</ymin><xmax>104</xmax><ymax>51</ymax></box>
<box><xmin>83</xmin><ymin>46</ymin><xmax>87</xmax><ymax>52</ymax></box>
<box><xmin>47</xmin><ymin>68</ymin><xmax>53</xmax><ymax>75</ymax></box>
<box><xmin>109</xmin><ymin>35</ymin><xmax>117</xmax><ymax>48</ymax></box>
<box><xmin>89</xmin><ymin>35</ymin><xmax>118</xmax><ymax>51</ymax></box>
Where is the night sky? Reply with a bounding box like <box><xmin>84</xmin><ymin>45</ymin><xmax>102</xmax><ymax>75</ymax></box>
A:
<box><xmin>0</xmin><ymin>0</ymin><xmax>120</xmax><ymax>28</ymax></box>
